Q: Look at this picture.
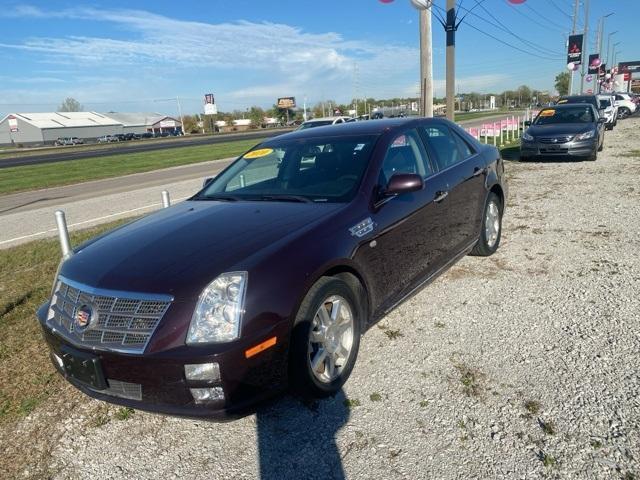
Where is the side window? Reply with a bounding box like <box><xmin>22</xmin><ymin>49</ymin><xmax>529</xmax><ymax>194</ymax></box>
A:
<box><xmin>421</xmin><ymin>125</ymin><xmax>464</xmax><ymax>170</ymax></box>
<box><xmin>379</xmin><ymin>129</ymin><xmax>432</xmax><ymax>186</ymax></box>
<box><xmin>451</xmin><ymin>131</ymin><xmax>475</xmax><ymax>160</ymax></box>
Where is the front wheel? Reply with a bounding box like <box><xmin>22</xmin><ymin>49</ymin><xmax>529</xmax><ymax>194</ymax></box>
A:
<box><xmin>470</xmin><ymin>192</ymin><xmax>502</xmax><ymax>257</ymax></box>
<box><xmin>289</xmin><ymin>277</ymin><xmax>362</xmax><ymax>398</ymax></box>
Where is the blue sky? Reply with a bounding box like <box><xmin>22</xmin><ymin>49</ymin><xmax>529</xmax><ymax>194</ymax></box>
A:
<box><xmin>0</xmin><ymin>0</ymin><xmax>638</xmax><ymax>116</ymax></box>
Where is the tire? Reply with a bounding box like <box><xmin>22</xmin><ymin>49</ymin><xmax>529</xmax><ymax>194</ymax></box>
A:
<box><xmin>619</xmin><ymin>107</ymin><xmax>630</xmax><ymax>119</ymax></box>
<box><xmin>470</xmin><ymin>192</ymin><xmax>502</xmax><ymax>257</ymax></box>
<box><xmin>598</xmin><ymin>141</ymin><xmax>604</xmax><ymax>152</ymax></box>
<box><xmin>605</xmin><ymin>124</ymin><xmax>613</xmax><ymax>131</ymax></box>
<box><xmin>587</xmin><ymin>149</ymin><xmax>597</xmax><ymax>161</ymax></box>
<box><xmin>289</xmin><ymin>276</ymin><xmax>362</xmax><ymax>399</ymax></box>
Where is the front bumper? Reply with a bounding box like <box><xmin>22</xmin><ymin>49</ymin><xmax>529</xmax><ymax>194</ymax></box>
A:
<box><xmin>520</xmin><ymin>138</ymin><xmax>597</xmax><ymax>158</ymax></box>
<box><xmin>38</xmin><ymin>303</ymin><xmax>291</xmax><ymax>420</ymax></box>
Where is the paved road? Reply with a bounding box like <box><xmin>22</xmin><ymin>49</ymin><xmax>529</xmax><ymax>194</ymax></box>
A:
<box><xmin>0</xmin><ymin>129</ymin><xmax>291</xmax><ymax>169</ymax></box>
<box><xmin>0</xmin><ymin>158</ymin><xmax>233</xmax><ymax>248</ymax></box>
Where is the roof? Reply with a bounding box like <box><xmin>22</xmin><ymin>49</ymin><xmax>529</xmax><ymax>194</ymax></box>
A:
<box><xmin>102</xmin><ymin>112</ymin><xmax>170</xmax><ymax>127</ymax></box>
<box><xmin>304</xmin><ymin>116</ymin><xmax>351</xmax><ymax>122</ymax></box>
<box><xmin>264</xmin><ymin>117</ymin><xmax>445</xmax><ymax>143</ymax></box>
<box><xmin>4</xmin><ymin>112</ymin><xmax>121</xmax><ymax>129</ymax></box>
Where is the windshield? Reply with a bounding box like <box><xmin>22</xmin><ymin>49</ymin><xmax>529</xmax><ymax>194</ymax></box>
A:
<box><xmin>558</xmin><ymin>97</ymin><xmax>597</xmax><ymax>107</ymax></box>
<box><xmin>298</xmin><ymin>120</ymin><xmax>334</xmax><ymax>130</ymax></box>
<box><xmin>599</xmin><ymin>98</ymin><xmax>611</xmax><ymax>108</ymax></box>
<box><xmin>194</xmin><ymin>134</ymin><xmax>379</xmax><ymax>203</ymax></box>
<box><xmin>534</xmin><ymin>107</ymin><xmax>595</xmax><ymax>125</ymax></box>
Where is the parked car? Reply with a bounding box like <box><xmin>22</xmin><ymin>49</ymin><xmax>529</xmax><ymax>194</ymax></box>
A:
<box><xmin>38</xmin><ymin>118</ymin><xmax>507</xmax><ymax>419</ymax></box>
<box><xmin>97</xmin><ymin>135</ymin><xmax>117</xmax><ymax>143</ymax></box>
<box><xmin>54</xmin><ymin>137</ymin><xmax>84</xmax><ymax>146</ymax></box>
<box><xmin>612</xmin><ymin>93</ymin><xmax>637</xmax><ymax>119</ymax></box>
<box><xmin>140</xmin><ymin>132</ymin><xmax>154</xmax><ymax>139</ymax></box>
<box><xmin>596</xmin><ymin>94</ymin><xmax>618</xmax><ymax>130</ymax></box>
<box><xmin>520</xmin><ymin>104</ymin><xmax>606</xmax><ymax>162</ymax></box>
<box><xmin>297</xmin><ymin>116</ymin><xmax>353</xmax><ymax>130</ymax></box>
<box><xmin>123</xmin><ymin>133</ymin><xmax>141</xmax><ymax>141</ymax></box>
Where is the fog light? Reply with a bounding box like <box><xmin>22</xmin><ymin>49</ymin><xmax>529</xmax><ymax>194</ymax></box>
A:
<box><xmin>190</xmin><ymin>387</ymin><xmax>224</xmax><ymax>403</ymax></box>
<box><xmin>184</xmin><ymin>363</ymin><xmax>220</xmax><ymax>381</ymax></box>
<box><xmin>52</xmin><ymin>353</ymin><xmax>64</xmax><ymax>369</ymax></box>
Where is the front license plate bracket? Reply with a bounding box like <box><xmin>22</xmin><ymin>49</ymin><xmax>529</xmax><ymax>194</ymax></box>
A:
<box><xmin>60</xmin><ymin>346</ymin><xmax>108</xmax><ymax>390</ymax></box>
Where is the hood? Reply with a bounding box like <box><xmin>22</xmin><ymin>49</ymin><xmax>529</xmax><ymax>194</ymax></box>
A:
<box><xmin>527</xmin><ymin>123</ymin><xmax>594</xmax><ymax>137</ymax></box>
<box><xmin>60</xmin><ymin>200</ymin><xmax>342</xmax><ymax>299</ymax></box>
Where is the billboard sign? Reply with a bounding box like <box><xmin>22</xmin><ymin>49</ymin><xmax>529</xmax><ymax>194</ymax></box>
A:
<box><xmin>587</xmin><ymin>54</ymin><xmax>600</xmax><ymax>74</ymax></box>
<box><xmin>618</xmin><ymin>61</ymin><xmax>640</xmax><ymax>73</ymax></box>
<box><xmin>567</xmin><ymin>34</ymin><xmax>584</xmax><ymax>65</ymax></box>
<box><xmin>204</xmin><ymin>93</ymin><xmax>218</xmax><ymax>115</ymax></box>
<box><xmin>8</xmin><ymin>115</ymin><xmax>18</xmax><ymax>132</ymax></box>
<box><xmin>159</xmin><ymin>119</ymin><xmax>176</xmax><ymax>128</ymax></box>
<box><xmin>277</xmin><ymin>97</ymin><xmax>296</xmax><ymax>109</ymax></box>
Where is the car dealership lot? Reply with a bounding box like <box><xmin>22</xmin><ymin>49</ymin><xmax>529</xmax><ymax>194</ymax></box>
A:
<box><xmin>2</xmin><ymin>118</ymin><xmax>639</xmax><ymax>479</ymax></box>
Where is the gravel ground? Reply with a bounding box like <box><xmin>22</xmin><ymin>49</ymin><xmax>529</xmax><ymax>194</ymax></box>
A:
<box><xmin>10</xmin><ymin>118</ymin><xmax>640</xmax><ymax>479</ymax></box>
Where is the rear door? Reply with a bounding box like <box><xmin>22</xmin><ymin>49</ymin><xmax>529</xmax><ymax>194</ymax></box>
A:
<box><xmin>419</xmin><ymin>124</ymin><xmax>486</xmax><ymax>254</ymax></box>
<box><xmin>356</xmin><ymin>128</ymin><xmax>451</xmax><ymax>312</ymax></box>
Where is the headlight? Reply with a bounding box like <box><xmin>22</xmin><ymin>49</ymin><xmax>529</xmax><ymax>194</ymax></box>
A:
<box><xmin>575</xmin><ymin>130</ymin><xmax>595</xmax><ymax>140</ymax></box>
<box><xmin>186</xmin><ymin>272</ymin><xmax>247</xmax><ymax>344</ymax></box>
<box><xmin>522</xmin><ymin>132</ymin><xmax>534</xmax><ymax>141</ymax></box>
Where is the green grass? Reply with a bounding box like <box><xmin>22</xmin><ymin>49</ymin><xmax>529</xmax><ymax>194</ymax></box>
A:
<box><xmin>0</xmin><ymin>138</ymin><xmax>260</xmax><ymax>196</ymax></box>
<box><xmin>115</xmin><ymin>407</ymin><xmax>135</xmax><ymax>420</ymax></box>
<box><xmin>369</xmin><ymin>393</ymin><xmax>382</xmax><ymax>402</ymax></box>
<box><xmin>0</xmin><ymin>218</ymin><xmax>132</xmax><ymax>424</ymax></box>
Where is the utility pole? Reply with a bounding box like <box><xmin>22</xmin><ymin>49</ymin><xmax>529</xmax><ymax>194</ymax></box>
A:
<box><xmin>579</xmin><ymin>0</ymin><xmax>590</xmax><ymax>94</ymax></box>
<box><xmin>445</xmin><ymin>0</ymin><xmax>456</xmax><ymax>120</ymax></box>
<box><xmin>569</xmin><ymin>0</ymin><xmax>579</xmax><ymax>95</ymax></box>
<box><xmin>176</xmin><ymin>96</ymin><xmax>185</xmax><ymax>135</ymax></box>
<box><xmin>419</xmin><ymin>6</ymin><xmax>433</xmax><ymax>117</ymax></box>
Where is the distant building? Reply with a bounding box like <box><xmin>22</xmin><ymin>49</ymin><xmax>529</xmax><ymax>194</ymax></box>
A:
<box><xmin>102</xmin><ymin>112</ymin><xmax>182</xmax><ymax>135</ymax></box>
<box><xmin>0</xmin><ymin>111</ymin><xmax>183</xmax><ymax>146</ymax></box>
<box><xmin>0</xmin><ymin>112</ymin><xmax>121</xmax><ymax>146</ymax></box>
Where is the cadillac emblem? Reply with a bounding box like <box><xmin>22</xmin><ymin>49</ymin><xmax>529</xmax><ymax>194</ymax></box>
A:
<box><xmin>75</xmin><ymin>304</ymin><xmax>94</xmax><ymax>330</ymax></box>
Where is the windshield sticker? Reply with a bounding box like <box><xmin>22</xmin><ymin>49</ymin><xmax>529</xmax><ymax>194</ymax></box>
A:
<box><xmin>540</xmin><ymin>110</ymin><xmax>556</xmax><ymax>117</ymax></box>
<box><xmin>244</xmin><ymin>148</ymin><xmax>274</xmax><ymax>159</ymax></box>
<box><xmin>354</xmin><ymin>143</ymin><xmax>365</xmax><ymax>151</ymax></box>
<box><xmin>557</xmin><ymin>99</ymin><xmax>568</xmax><ymax>104</ymax></box>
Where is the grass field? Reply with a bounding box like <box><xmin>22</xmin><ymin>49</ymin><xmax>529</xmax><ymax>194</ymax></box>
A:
<box><xmin>0</xmin><ymin>219</ymin><xmax>131</xmax><ymax>426</ymax></box>
<box><xmin>0</xmin><ymin>138</ymin><xmax>259</xmax><ymax>196</ymax></box>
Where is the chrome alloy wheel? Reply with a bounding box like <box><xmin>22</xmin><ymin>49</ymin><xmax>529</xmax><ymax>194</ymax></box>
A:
<box><xmin>308</xmin><ymin>295</ymin><xmax>354</xmax><ymax>384</ymax></box>
<box><xmin>485</xmin><ymin>201</ymin><xmax>501</xmax><ymax>248</ymax></box>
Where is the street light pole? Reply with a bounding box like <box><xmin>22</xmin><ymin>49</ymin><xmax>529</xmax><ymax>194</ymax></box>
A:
<box><xmin>419</xmin><ymin>6</ymin><xmax>433</xmax><ymax>117</ymax></box>
<box><xmin>606</xmin><ymin>31</ymin><xmax>618</xmax><ymax>66</ymax></box>
<box><xmin>569</xmin><ymin>0</ymin><xmax>579</xmax><ymax>95</ymax></box>
<box><xmin>579</xmin><ymin>0</ymin><xmax>590</xmax><ymax>94</ymax></box>
<box><xmin>445</xmin><ymin>0</ymin><xmax>456</xmax><ymax>121</ymax></box>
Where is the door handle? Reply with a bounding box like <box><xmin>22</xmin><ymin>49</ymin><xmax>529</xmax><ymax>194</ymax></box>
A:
<box><xmin>472</xmin><ymin>167</ymin><xmax>486</xmax><ymax>177</ymax></box>
<box><xmin>434</xmin><ymin>190</ymin><xmax>449</xmax><ymax>203</ymax></box>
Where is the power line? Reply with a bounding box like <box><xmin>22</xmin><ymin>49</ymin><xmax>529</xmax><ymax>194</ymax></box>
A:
<box><xmin>508</xmin><ymin>3</ymin><xmax>566</xmax><ymax>34</ymax></box>
<box><xmin>524</xmin><ymin>3</ymin><xmax>570</xmax><ymax>31</ymax></box>
<box><xmin>431</xmin><ymin>3</ymin><xmax>563</xmax><ymax>61</ymax></box>
<box><xmin>458</xmin><ymin>1</ymin><xmax>565</xmax><ymax>58</ymax></box>
<box><xmin>545</xmin><ymin>0</ymin><xmax>573</xmax><ymax>20</ymax></box>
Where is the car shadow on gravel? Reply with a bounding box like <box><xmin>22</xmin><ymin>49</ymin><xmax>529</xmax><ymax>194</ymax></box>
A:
<box><xmin>255</xmin><ymin>390</ymin><xmax>349</xmax><ymax>480</ymax></box>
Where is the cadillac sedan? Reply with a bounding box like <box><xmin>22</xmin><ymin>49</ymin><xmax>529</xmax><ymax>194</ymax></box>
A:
<box><xmin>520</xmin><ymin>104</ymin><xmax>606</xmax><ymax>161</ymax></box>
<box><xmin>38</xmin><ymin>118</ymin><xmax>507</xmax><ymax>419</ymax></box>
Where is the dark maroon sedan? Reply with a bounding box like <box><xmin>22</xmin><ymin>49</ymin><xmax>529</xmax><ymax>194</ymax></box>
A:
<box><xmin>38</xmin><ymin>118</ymin><xmax>507</xmax><ymax>418</ymax></box>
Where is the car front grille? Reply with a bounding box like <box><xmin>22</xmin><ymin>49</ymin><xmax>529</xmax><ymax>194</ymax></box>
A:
<box><xmin>90</xmin><ymin>379</ymin><xmax>143</xmax><ymax>401</ymax></box>
<box><xmin>538</xmin><ymin>136</ymin><xmax>573</xmax><ymax>144</ymax></box>
<box><xmin>47</xmin><ymin>276</ymin><xmax>173</xmax><ymax>354</ymax></box>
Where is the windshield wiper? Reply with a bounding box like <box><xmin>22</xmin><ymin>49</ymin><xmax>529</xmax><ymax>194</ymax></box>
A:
<box><xmin>193</xmin><ymin>194</ymin><xmax>240</xmax><ymax>202</ymax></box>
<box><xmin>256</xmin><ymin>195</ymin><xmax>313</xmax><ymax>203</ymax></box>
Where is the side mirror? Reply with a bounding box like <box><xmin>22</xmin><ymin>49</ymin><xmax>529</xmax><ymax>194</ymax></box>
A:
<box><xmin>597</xmin><ymin>117</ymin><xmax>607</xmax><ymax>124</ymax></box>
<box><xmin>385</xmin><ymin>173</ymin><xmax>424</xmax><ymax>196</ymax></box>
<box><xmin>524</xmin><ymin>120</ymin><xmax>532</xmax><ymax>126</ymax></box>
<box><xmin>202</xmin><ymin>177</ymin><xmax>214</xmax><ymax>188</ymax></box>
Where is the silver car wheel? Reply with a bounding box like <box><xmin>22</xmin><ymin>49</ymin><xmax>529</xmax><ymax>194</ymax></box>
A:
<box><xmin>308</xmin><ymin>295</ymin><xmax>354</xmax><ymax>384</ymax></box>
<box><xmin>485</xmin><ymin>201</ymin><xmax>501</xmax><ymax>249</ymax></box>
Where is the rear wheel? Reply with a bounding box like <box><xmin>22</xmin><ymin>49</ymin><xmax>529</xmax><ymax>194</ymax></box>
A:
<box><xmin>289</xmin><ymin>277</ymin><xmax>362</xmax><ymax>398</ymax></box>
<box><xmin>619</xmin><ymin>107</ymin><xmax>630</xmax><ymax>119</ymax></box>
<box><xmin>470</xmin><ymin>192</ymin><xmax>502</xmax><ymax>257</ymax></box>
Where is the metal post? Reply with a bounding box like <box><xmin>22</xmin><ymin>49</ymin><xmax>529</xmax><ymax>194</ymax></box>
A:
<box><xmin>161</xmin><ymin>190</ymin><xmax>171</xmax><ymax>208</ymax></box>
<box><xmin>445</xmin><ymin>0</ymin><xmax>456</xmax><ymax>121</ymax></box>
<box><xmin>493</xmin><ymin>123</ymin><xmax>497</xmax><ymax>146</ymax></box>
<box><xmin>579</xmin><ymin>0</ymin><xmax>590</xmax><ymax>94</ymax></box>
<box><xmin>516</xmin><ymin>116</ymin><xmax>520</xmax><ymax>139</ymax></box>
<box><xmin>54</xmin><ymin>210</ymin><xmax>72</xmax><ymax>259</ymax></box>
<box><xmin>419</xmin><ymin>6</ymin><xmax>434</xmax><ymax>117</ymax></box>
<box><xmin>239</xmin><ymin>174</ymin><xmax>246</xmax><ymax>188</ymax></box>
<box><xmin>569</xmin><ymin>0</ymin><xmax>579</xmax><ymax>95</ymax></box>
